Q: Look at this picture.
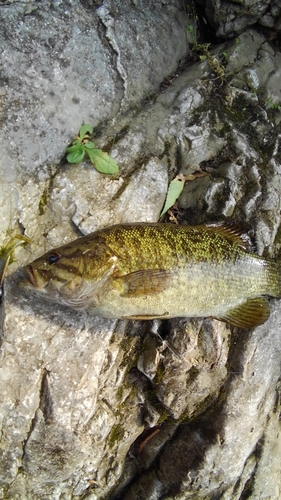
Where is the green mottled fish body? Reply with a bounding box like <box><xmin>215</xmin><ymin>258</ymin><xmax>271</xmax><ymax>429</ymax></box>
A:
<box><xmin>20</xmin><ymin>223</ymin><xmax>281</xmax><ymax>328</ymax></box>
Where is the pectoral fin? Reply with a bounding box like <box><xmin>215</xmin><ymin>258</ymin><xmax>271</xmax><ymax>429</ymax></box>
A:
<box><xmin>220</xmin><ymin>297</ymin><xmax>270</xmax><ymax>328</ymax></box>
<box><xmin>118</xmin><ymin>269</ymin><xmax>173</xmax><ymax>297</ymax></box>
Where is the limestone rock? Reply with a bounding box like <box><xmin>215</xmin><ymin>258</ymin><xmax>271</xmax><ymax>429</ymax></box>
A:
<box><xmin>205</xmin><ymin>0</ymin><xmax>281</xmax><ymax>38</ymax></box>
<box><xmin>0</xmin><ymin>0</ymin><xmax>188</xmax><ymax>239</ymax></box>
<box><xmin>0</xmin><ymin>1</ymin><xmax>281</xmax><ymax>498</ymax></box>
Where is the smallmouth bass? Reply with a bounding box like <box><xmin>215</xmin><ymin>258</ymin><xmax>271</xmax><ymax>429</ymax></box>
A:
<box><xmin>19</xmin><ymin>223</ymin><xmax>281</xmax><ymax>328</ymax></box>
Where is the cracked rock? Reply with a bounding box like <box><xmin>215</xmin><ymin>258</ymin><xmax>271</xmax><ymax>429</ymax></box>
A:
<box><xmin>0</xmin><ymin>4</ymin><xmax>281</xmax><ymax>499</ymax></box>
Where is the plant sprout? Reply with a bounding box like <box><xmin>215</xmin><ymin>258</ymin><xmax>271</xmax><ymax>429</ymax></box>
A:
<box><xmin>67</xmin><ymin>124</ymin><xmax>119</xmax><ymax>175</ymax></box>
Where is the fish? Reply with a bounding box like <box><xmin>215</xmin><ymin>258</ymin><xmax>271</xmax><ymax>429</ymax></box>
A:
<box><xmin>19</xmin><ymin>222</ymin><xmax>281</xmax><ymax>328</ymax></box>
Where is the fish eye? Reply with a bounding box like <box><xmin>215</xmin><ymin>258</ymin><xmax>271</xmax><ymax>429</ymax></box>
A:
<box><xmin>47</xmin><ymin>253</ymin><xmax>60</xmax><ymax>265</ymax></box>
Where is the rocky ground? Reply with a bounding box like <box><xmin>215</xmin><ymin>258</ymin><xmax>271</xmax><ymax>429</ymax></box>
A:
<box><xmin>0</xmin><ymin>1</ymin><xmax>281</xmax><ymax>499</ymax></box>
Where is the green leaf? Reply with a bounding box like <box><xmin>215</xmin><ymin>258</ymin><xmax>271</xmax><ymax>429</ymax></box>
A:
<box><xmin>84</xmin><ymin>141</ymin><xmax>96</xmax><ymax>149</ymax></box>
<box><xmin>87</xmin><ymin>149</ymin><xmax>119</xmax><ymax>175</ymax></box>
<box><xmin>187</xmin><ymin>25</ymin><xmax>195</xmax><ymax>35</ymax></box>
<box><xmin>199</xmin><ymin>55</ymin><xmax>207</xmax><ymax>61</ymax></box>
<box><xmin>66</xmin><ymin>144</ymin><xmax>85</xmax><ymax>163</ymax></box>
<box><xmin>160</xmin><ymin>179</ymin><xmax>184</xmax><ymax>217</ymax></box>
<box><xmin>79</xmin><ymin>124</ymin><xmax>93</xmax><ymax>138</ymax></box>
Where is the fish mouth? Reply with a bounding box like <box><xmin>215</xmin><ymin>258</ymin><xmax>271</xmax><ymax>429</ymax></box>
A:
<box><xmin>18</xmin><ymin>265</ymin><xmax>47</xmax><ymax>290</ymax></box>
<box><xmin>25</xmin><ymin>265</ymin><xmax>36</xmax><ymax>286</ymax></box>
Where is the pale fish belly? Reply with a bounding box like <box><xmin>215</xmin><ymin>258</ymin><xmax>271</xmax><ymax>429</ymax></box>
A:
<box><xmin>87</xmin><ymin>256</ymin><xmax>275</xmax><ymax>321</ymax></box>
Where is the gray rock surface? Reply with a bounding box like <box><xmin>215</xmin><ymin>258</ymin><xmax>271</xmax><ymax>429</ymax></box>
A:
<box><xmin>205</xmin><ymin>0</ymin><xmax>281</xmax><ymax>38</ymax></box>
<box><xmin>0</xmin><ymin>0</ymin><xmax>188</xmax><ymax>238</ymax></box>
<box><xmin>0</xmin><ymin>2</ymin><xmax>281</xmax><ymax>499</ymax></box>
<box><xmin>121</xmin><ymin>301</ymin><xmax>281</xmax><ymax>500</ymax></box>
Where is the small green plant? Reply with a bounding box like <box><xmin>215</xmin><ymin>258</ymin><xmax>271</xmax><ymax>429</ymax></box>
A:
<box><xmin>66</xmin><ymin>124</ymin><xmax>119</xmax><ymax>175</ymax></box>
<box><xmin>265</xmin><ymin>98</ymin><xmax>281</xmax><ymax>111</ymax></box>
<box><xmin>187</xmin><ymin>23</ymin><xmax>197</xmax><ymax>44</ymax></box>
<box><xmin>0</xmin><ymin>235</ymin><xmax>30</xmax><ymax>286</ymax></box>
<box><xmin>187</xmin><ymin>22</ymin><xmax>211</xmax><ymax>57</ymax></box>
<box><xmin>187</xmin><ymin>24</ymin><xmax>226</xmax><ymax>83</ymax></box>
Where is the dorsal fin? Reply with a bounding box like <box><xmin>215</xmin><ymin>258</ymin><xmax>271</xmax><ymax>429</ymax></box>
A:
<box><xmin>205</xmin><ymin>221</ymin><xmax>254</xmax><ymax>251</ymax></box>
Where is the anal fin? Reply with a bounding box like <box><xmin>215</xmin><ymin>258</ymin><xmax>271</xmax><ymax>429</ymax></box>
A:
<box><xmin>219</xmin><ymin>297</ymin><xmax>270</xmax><ymax>328</ymax></box>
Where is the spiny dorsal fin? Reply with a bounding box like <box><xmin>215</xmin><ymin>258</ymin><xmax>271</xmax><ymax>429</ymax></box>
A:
<box><xmin>219</xmin><ymin>297</ymin><xmax>270</xmax><ymax>328</ymax></box>
<box><xmin>205</xmin><ymin>221</ymin><xmax>254</xmax><ymax>251</ymax></box>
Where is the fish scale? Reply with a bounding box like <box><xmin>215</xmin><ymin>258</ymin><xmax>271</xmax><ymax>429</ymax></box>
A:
<box><xmin>19</xmin><ymin>222</ymin><xmax>281</xmax><ymax>328</ymax></box>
